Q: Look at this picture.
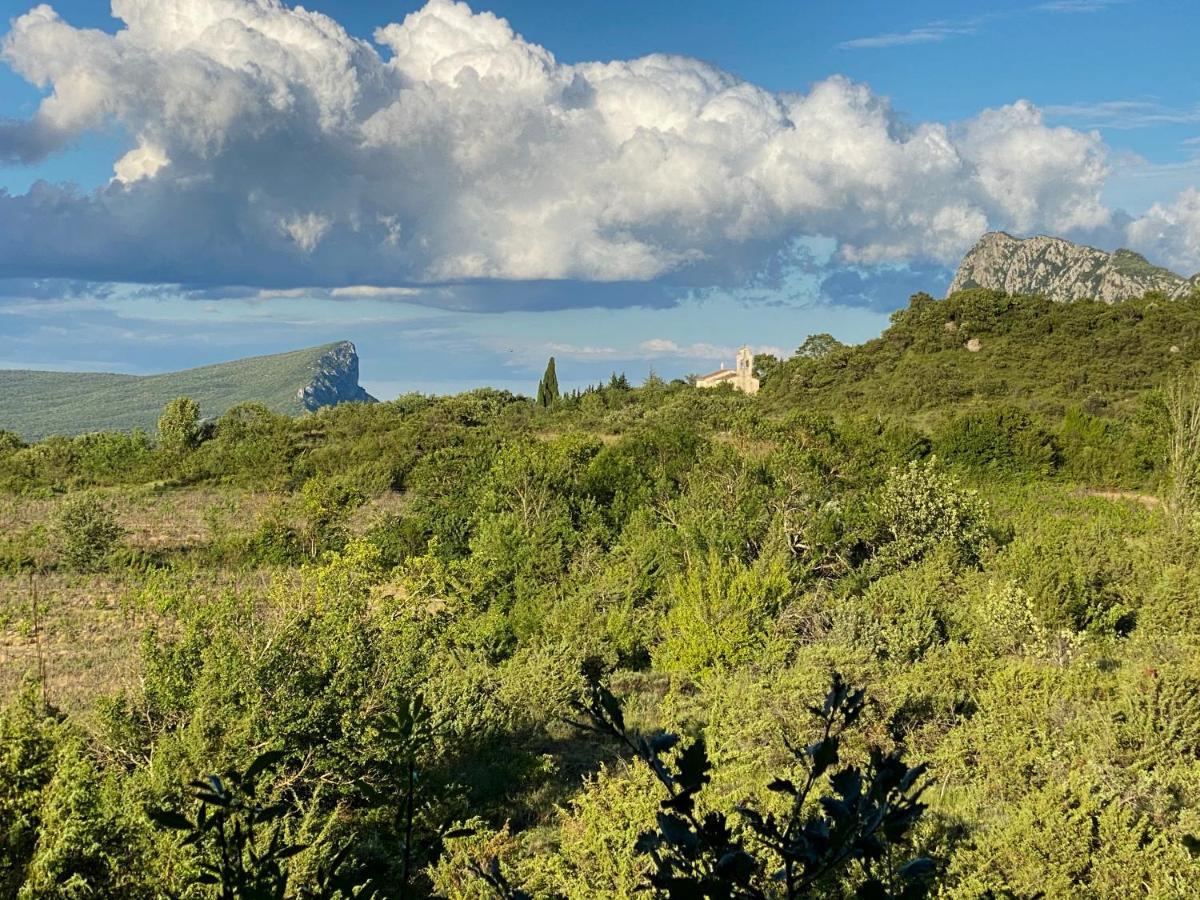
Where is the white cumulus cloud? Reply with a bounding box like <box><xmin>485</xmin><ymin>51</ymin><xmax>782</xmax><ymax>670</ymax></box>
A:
<box><xmin>0</xmin><ymin>0</ymin><xmax>1193</xmax><ymax>300</ymax></box>
<box><xmin>1126</xmin><ymin>188</ymin><xmax>1200</xmax><ymax>275</ymax></box>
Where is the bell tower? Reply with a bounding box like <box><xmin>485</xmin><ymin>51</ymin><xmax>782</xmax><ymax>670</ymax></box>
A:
<box><xmin>737</xmin><ymin>345</ymin><xmax>752</xmax><ymax>377</ymax></box>
<box><xmin>734</xmin><ymin>346</ymin><xmax>760</xmax><ymax>395</ymax></box>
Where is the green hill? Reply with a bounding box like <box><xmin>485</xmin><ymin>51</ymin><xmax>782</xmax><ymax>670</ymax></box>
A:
<box><xmin>0</xmin><ymin>341</ymin><xmax>373</xmax><ymax>441</ymax></box>
<box><xmin>763</xmin><ymin>288</ymin><xmax>1200</xmax><ymax>419</ymax></box>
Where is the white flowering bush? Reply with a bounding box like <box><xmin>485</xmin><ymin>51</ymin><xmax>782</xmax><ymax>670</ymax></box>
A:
<box><xmin>968</xmin><ymin>578</ymin><xmax>1086</xmax><ymax>663</ymax></box>
<box><xmin>874</xmin><ymin>457</ymin><xmax>991</xmax><ymax>570</ymax></box>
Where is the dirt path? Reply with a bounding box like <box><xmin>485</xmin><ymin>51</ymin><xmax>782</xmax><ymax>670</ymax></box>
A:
<box><xmin>1077</xmin><ymin>488</ymin><xmax>1161</xmax><ymax>509</ymax></box>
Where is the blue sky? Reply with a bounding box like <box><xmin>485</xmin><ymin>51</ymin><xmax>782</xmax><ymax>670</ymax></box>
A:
<box><xmin>1</xmin><ymin>0</ymin><xmax>1198</xmax><ymax>397</ymax></box>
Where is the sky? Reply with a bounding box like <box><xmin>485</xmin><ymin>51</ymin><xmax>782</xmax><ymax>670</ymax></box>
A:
<box><xmin>1</xmin><ymin>0</ymin><xmax>1199</xmax><ymax>398</ymax></box>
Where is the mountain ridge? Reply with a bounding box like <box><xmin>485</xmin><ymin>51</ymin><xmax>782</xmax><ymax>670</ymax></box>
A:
<box><xmin>0</xmin><ymin>341</ymin><xmax>375</xmax><ymax>441</ymax></box>
<box><xmin>949</xmin><ymin>231</ymin><xmax>1200</xmax><ymax>302</ymax></box>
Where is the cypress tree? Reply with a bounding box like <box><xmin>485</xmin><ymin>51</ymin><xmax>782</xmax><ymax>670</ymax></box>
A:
<box><xmin>537</xmin><ymin>356</ymin><xmax>560</xmax><ymax>407</ymax></box>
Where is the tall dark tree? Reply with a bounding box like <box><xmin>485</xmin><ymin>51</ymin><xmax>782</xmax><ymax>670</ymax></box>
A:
<box><xmin>536</xmin><ymin>357</ymin><xmax>560</xmax><ymax>408</ymax></box>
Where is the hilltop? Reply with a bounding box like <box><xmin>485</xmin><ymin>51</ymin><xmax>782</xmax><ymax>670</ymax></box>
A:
<box><xmin>763</xmin><ymin>288</ymin><xmax>1200</xmax><ymax>417</ymax></box>
<box><xmin>949</xmin><ymin>231</ymin><xmax>1199</xmax><ymax>302</ymax></box>
<box><xmin>0</xmin><ymin>341</ymin><xmax>374</xmax><ymax>441</ymax></box>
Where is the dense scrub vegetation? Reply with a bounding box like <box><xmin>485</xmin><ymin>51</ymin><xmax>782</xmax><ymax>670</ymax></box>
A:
<box><xmin>3</xmin><ymin>290</ymin><xmax>1200</xmax><ymax>897</ymax></box>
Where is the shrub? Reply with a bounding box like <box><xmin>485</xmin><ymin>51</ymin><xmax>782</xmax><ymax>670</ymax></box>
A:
<box><xmin>653</xmin><ymin>551</ymin><xmax>792</xmax><ymax>674</ymax></box>
<box><xmin>0</xmin><ymin>430</ymin><xmax>25</xmax><ymax>453</ymax></box>
<box><xmin>156</xmin><ymin>396</ymin><xmax>202</xmax><ymax>455</ymax></box>
<box><xmin>993</xmin><ymin>516</ymin><xmax>1136</xmax><ymax>635</ymax></box>
<box><xmin>0</xmin><ymin>688</ymin><xmax>62</xmax><ymax>898</ymax></box>
<box><xmin>934</xmin><ymin>405</ymin><xmax>1061</xmax><ymax>476</ymax></box>
<box><xmin>300</xmin><ymin>474</ymin><xmax>366</xmax><ymax>558</ymax></box>
<box><xmin>873</xmin><ymin>458</ymin><xmax>991</xmax><ymax>570</ymax></box>
<box><xmin>52</xmin><ymin>495</ymin><xmax>124</xmax><ymax>572</ymax></box>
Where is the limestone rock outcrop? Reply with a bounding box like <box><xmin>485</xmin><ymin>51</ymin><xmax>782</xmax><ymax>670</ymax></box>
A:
<box><xmin>949</xmin><ymin>232</ymin><xmax>1198</xmax><ymax>302</ymax></box>
<box><xmin>296</xmin><ymin>341</ymin><xmax>376</xmax><ymax>411</ymax></box>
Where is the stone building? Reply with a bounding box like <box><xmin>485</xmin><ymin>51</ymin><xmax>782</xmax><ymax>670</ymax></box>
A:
<box><xmin>695</xmin><ymin>346</ymin><xmax>760</xmax><ymax>395</ymax></box>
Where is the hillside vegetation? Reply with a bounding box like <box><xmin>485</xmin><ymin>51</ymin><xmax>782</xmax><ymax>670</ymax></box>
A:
<box><xmin>0</xmin><ymin>342</ymin><xmax>359</xmax><ymax>441</ymax></box>
<box><xmin>766</xmin><ymin>288</ymin><xmax>1200</xmax><ymax>417</ymax></box>
<box><xmin>2</xmin><ymin>291</ymin><xmax>1200</xmax><ymax>897</ymax></box>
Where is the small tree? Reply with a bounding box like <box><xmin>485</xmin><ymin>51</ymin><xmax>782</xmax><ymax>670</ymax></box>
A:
<box><xmin>874</xmin><ymin>458</ymin><xmax>991</xmax><ymax>570</ymax></box>
<box><xmin>300</xmin><ymin>475</ymin><xmax>366</xmax><ymax>558</ymax></box>
<box><xmin>157</xmin><ymin>396</ymin><xmax>202</xmax><ymax>455</ymax></box>
<box><xmin>1164</xmin><ymin>371</ymin><xmax>1200</xmax><ymax>527</ymax></box>
<box><xmin>53</xmin><ymin>495</ymin><xmax>123</xmax><ymax>572</ymax></box>
<box><xmin>753</xmin><ymin>353</ymin><xmax>781</xmax><ymax>384</ymax></box>
<box><xmin>796</xmin><ymin>333</ymin><xmax>845</xmax><ymax>360</ymax></box>
<box><xmin>536</xmin><ymin>357</ymin><xmax>560</xmax><ymax>408</ymax></box>
<box><xmin>150</xmin><ymin>752</ymin><xmax>318</xmax><ymax>898</ymax></box>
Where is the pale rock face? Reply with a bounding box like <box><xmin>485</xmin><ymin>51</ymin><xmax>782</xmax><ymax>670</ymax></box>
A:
<box><xmin>296</xmin><ymin>341</ymin><xmax>376</xmax><ymax>411</ymax></box>
<box><xmin>948</xmin><ymin>232</ymin><xmax>1197</xmax><ymax>302</ymax></box>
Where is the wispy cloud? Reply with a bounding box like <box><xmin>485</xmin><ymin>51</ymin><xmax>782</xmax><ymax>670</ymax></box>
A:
<box><xmin>638</xmin><ymin>339</ymin><xmax>786</xmax><ymax>360</ymax></box>
<box><xmin>1034</xmin><ymin>0</ymin><xmax>1125</xmax><ymax>12</ymax></box>
<box><xmin>330</xmin><ymin>285</ymin><xmax>422</xmax><ymax>299</ymax></box>
<box><xmin>546</xmin><ymin>342</ymin><xmax>622</xmax><ymax>360</ymax></box>
<box><xmin>1043</xmin><ymin>99</ymin><xmax>1200</xmax><ymax>130</ymax></box>
<box><xmin>837</xmin><ymin>23</ymin><xmax>976</xmax><ymax>50</ymax></box>
<box><xmin>840</xmin><ymin>0</ymin><xmax>1126</xmax><ymax>50</ymax></box>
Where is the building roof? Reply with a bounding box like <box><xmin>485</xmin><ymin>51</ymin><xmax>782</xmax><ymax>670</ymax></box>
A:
<box><xmin>696</xmin><ymin>368</ymin><xmax>737</xmax><ymax>382</ymax></box>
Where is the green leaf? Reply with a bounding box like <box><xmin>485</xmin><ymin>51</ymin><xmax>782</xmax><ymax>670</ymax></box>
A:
<box><xmin>275</xmin><ymin>843</ymin><xmax>307</xmax><ymax>860</ymax></box>
<box><xmin>808</xmin><ymin>736</ymin><xmax>839</xmax><ymax>776</ymax></box>
<box><xmin>245</xmin><ymin>749</ymin><xmax>287</xmax><ymax>783</ymax></box>
<box><xmin>674</xmin><ymin>738</ymin><xmax>710</xmax><ymax>794</ymax></box>
<box><xmin>656</xmin><ymin>813</ymin><xmax>699</xmax><ymax>850</ymax></box>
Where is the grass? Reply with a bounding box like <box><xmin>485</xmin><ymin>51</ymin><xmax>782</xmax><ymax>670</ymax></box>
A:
<box><xmin>0</xmin><ymin>484</ymin><xmax>409</xmax><ymax>714</ymax></box>
<box><xmin>0</xmin><ymin>342</ymin><xmax>347</xmax><ymax>441</ymax></box>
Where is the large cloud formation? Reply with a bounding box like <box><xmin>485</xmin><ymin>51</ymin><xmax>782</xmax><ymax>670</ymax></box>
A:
<box><xmin>0</xmin><ymin>0</ymin><xmax>1192</xmax><ymax>298</ymax></box>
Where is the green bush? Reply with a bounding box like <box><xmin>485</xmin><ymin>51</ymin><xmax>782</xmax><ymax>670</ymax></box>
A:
<box><xmin>934</xmin><ymin>405</ymin><xmax>1061</xmax><ymax>476</ymax></box>
<box><xmin>52</xmin><ymin>494</ymin><xmax>124</xmax><ymax>572</ymax></box>
<box><xmin>156</xmin><ymin>396</ymin><xmax>202</xmax><ymax>456</ymax></box>
<box><xmin>0</xmin><ymin>688</ymin><xmax>62</xmax><ymax>898</ymax></box>
<box><xmin>653</xmin><ymin>551</ymin><xmax>792</xmax><ymax>674</ymax></box>
<box><xmin>873</xmin><ymin>458</ymin><xmax>992</xmax><ymax>570</ymax></box>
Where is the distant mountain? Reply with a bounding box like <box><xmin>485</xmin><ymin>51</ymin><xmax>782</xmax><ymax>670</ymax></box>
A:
<box><xmin>0</xmin><ymin>341</ymin><xmax>375</xmax><ymax>441</ymax></box>
<box><xmin>948</xmin><ymin>232</ymin><xmax>1199</xmax><ymax>302</ymax></box>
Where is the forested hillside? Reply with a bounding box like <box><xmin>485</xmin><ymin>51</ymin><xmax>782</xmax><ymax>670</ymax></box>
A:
<box><xmin>765</xmin><ymin>288</ymin><xmax>1200</xmax><ymax>417</ymax></box>
<box><xmin>2</xmin><ymin>291</ymin><xmax>1200</xmax><ymax>897</ymax></box>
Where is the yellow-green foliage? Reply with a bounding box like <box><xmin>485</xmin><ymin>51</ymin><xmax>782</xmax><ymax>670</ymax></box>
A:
<box><xmin>653</xmin><ymin>550</ymin><xmax>792</xmax><ymax>674</ymax></box>
<box><xmin>531</xmin><ymin>762</ymin><xmax>660</xmax><ymax>899</ymax></box>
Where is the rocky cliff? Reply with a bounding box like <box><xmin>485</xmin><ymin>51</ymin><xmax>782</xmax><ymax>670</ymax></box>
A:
<box><xmin>948</xmin><ymin>232</ymin><xmax>1199</xmax><ymax>302</ymax></box>
<box><xmin>296</xmin><ymin>341</ymin><xmax>376</xmax><ymax>411</ymax></box>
